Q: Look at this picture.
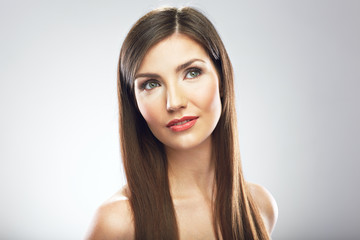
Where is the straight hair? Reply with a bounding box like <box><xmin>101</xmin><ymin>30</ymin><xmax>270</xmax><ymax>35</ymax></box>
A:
<box><xmin>117</xmin><ymin>6</ymin><xmax>270</xmax><ymax>240</ymax></box>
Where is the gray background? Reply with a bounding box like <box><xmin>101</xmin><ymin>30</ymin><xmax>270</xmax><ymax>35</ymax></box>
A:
<box><xmin>0</xmin><ymin>0</ymin><xmax>359</xmax><ymax>239</ymax></box>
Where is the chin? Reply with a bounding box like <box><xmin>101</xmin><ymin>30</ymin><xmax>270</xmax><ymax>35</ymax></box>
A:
<box><xmin>162</xmin><ymin>134</ymin><xmax>212</xmax><ymax>151</ymax></box>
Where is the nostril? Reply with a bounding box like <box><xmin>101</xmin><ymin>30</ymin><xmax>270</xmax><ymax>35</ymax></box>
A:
<box><xmin>166</xmin><ymin>85</ymin><xmax>188</xmax><ymax>111</ymax></box>
<box><xmin>166</xmin><ymin>101</ymin><xmax>185</xmax><ymax>112</ymax></box>
<box><xmin>166</xmin><ymin>95</ymin><xmax>186</xmax><ymax>111</ymax></box>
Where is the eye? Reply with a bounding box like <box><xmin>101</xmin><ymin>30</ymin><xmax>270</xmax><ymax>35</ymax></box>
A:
<box><xmin>185</xmin><ymin>68</ymin><xmax>202</xmax><ymax>79</ymax></box>
<box><xmin>142</xmin><ymin>80</ymin><xmax>160</xmax><ymax>90</ymax></box>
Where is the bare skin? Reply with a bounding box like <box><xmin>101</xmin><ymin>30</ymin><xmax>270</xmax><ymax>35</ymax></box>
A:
<box><xmin>86</xmin><ymin>133</ymin><xmax>278</xmax><ymax>239</ymax></box>
<box><xmin>86</xmin><ymin>34</ymin><xmax>278</xmax><ymax>239</ymax></box>
<box><xmin>85</xmin><ymin>181</ymin><xmax>278</xmax><ymax>240</ymax></box>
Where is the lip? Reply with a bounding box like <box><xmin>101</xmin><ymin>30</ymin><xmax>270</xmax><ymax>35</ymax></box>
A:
<box><xmin>166</xmin><ymin>116</ymin><xmax>199</xmax><ymax>132</ymax></box>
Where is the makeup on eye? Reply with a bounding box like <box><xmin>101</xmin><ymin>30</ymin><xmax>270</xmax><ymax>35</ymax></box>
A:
<box><xmin>141</xmin><ymin>80</ymin><xmax>161</xmax><ymax>90</ymax></box>
<box><xmin>137</xmin><ymin>66</ymin><xmax>204</xmax><ymax>91</ymax></box>
<box><xmin>184</xmin><ymin>67</ymin><xmax>202</xmax><ymax>79</ymax></box>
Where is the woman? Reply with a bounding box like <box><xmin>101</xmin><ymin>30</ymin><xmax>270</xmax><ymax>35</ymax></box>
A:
<box><xmin>87</xmin><ymin>6</ymin><xmax>278</xmax><ymax>240</ymax></box>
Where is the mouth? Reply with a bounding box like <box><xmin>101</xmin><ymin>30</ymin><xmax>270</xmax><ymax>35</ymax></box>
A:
<box><xmin>166</xmin><ymin>116</ymin><xmax>199</xmax><ymax>132</ymax></box>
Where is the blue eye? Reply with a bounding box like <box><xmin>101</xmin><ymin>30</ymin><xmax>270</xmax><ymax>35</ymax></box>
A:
<box><xmin>142</xmin><ymin>81</ymin><xmax>160</xmax><ymax>90</ymax></box>
<box><xmin>185</xmin><ymin>68</ymin><xmax>201</xmax><ymax>79</ymax></box>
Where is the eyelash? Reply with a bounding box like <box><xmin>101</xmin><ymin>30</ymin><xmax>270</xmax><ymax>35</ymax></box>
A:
<box><xmin>139</xmin><ymin>67</ymin><xmax>203</xmax><ymax>90</ymax></box>
<box><xmin>185</xmin><ymin>67</ymin><xmax>202</xmax><ymax>79</ymax></box>
<box><xmin>140</xmin><ymin>80</ymin><xmax>160</xmax><ymax>90</ymax></box>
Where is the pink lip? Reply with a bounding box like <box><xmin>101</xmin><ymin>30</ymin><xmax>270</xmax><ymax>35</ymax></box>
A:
<box><xmin>166</xmin><ymin>116</ymin><xmax>199</xmax><ymax>132</ymax></box>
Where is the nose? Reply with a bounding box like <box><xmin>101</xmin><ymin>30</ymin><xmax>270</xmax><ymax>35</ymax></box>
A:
<box><xmin>166</xmin><ymin>84</ymin><xmax>187</xmax><ymax>112</ymax></box>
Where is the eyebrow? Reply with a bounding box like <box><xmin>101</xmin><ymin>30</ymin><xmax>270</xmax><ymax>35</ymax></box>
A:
<box><xmin>135</xmin><ymin>58</ymin><xmax>205</xmax><ymax>79</ymax></box>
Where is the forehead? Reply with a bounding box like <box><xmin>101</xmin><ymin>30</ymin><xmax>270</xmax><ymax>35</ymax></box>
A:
<box><xmin>137</xmin><ymin>33</ymin><xmax>210</xmax><ymax>73</ymax></box>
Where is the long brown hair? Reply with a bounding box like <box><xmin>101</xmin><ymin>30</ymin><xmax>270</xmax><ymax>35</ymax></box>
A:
<box><xmin>117</xmin><ymin>6</ymin><xmax>269</xmax><ymax>240</ymax></box>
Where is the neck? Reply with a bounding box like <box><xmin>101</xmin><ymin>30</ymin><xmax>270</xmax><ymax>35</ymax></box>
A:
<box><xmin>166</xmin><ymin>136</ymin><xmax>215</xmax><ymax>202</ymax></box>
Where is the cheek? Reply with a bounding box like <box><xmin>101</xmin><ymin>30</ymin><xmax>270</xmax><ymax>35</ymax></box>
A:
<box><xmin>136</xmin><ymin>94</ymin><xmax>164</xmax><ymax>125</ymax></box>
<box><xmin>192</xmin><ymin>78</ymin><xmax>221</xmax><ymax>112</ymax></box>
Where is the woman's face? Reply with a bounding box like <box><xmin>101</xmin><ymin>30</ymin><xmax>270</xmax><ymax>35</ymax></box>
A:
<box><xmin>134</xmin><ymin>33</ymin><xmax>222</xmax><ymax>151</ymax></box>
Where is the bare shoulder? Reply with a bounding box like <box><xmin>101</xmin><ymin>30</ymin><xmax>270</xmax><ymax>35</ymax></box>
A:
<box><xmin>247</xmin><ymin>182</ymin><xmax>278</xmax><ymax>234</ymax></box>
<box><xmin>85</xmin><ymin>186</ymin><xmax>134</xmax><ymax>240</ymax></box>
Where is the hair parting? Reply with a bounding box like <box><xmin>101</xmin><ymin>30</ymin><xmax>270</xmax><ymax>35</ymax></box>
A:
<box><xmin>118</xmin><ymin>6</ymin><xmax>270</xmax><ymax>240</ymax></box>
